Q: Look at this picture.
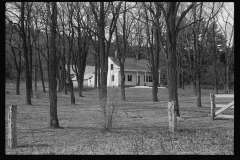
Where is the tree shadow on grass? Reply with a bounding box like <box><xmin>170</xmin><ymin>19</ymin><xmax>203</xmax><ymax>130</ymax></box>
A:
<box><xmin>64</xmin><ymin>126</ymin><xmax>102</xmax><ymax>131</ymax></box>
<box><xmin>213</xmin><ymin>117</ymin><xmax>234</xmax><ymax>121</ymax></box>
<box><xmin>180</xmin><ymin>114</ymin><xmax>210</xmax><ymax>119</ymax></box>
<box><xmin>17</xmin><ymin>143</ymin><xmax>50</xmax><ymax>148</ymax></box>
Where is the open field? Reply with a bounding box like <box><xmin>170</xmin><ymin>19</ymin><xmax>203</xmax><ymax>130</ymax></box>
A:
<box><xmin>5</xmin><ymin>82</ymin><xmax>234</xmax><ymax>155</ymax></box>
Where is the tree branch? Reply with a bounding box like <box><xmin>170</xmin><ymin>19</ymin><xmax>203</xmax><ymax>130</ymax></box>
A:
<box><xmin>176</xmin><ymin>3</ymin><xmax>194</xmax><ymax>33</ymax></box>
<box><xmin>89</xmin><ymin>2</ymin><xmax>99</xmax><ymax>27</ymax></box>
<box><xmin>178</xmin><ymin>18</ymin><xmax>203</xmax><ymax>32</ymax></box>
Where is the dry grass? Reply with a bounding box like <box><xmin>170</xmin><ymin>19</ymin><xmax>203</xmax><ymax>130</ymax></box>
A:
<box><xmin>5</xmin><ymin>82</ymin><xmax>234</xmax><ymax>155</ymax></box>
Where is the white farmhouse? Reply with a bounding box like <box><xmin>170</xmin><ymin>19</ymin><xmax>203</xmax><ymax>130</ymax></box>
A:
<box><xmin>89</xmin><ymin>57</ymin><xmax>156</xmax><ymax>87</ymax></box>
<box><xmin>66</xmin><ymin>57</ymin><xmax>158</xmax><ymax>88</ymax></box>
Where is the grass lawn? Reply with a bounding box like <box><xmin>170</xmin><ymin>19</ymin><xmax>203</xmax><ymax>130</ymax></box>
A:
<box><xmin>5</xmin><ymin>82</ymin><xmax>234</xmax><ymax>155</ymax></box>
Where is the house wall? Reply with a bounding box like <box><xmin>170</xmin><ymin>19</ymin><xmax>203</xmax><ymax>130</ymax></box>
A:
<box><xmin>72</xmin><ymin>80</ymin><xmax>78</xmax><ymax>88</ymax></box>
<box><xmin>83</xmin><ymin>80</ymin><xmax>88</xmax><ymax>87</ymax></box>
<box><xmin>87</xmin><ymin>74</ymin><xmax>99</xmax><ymax>87</ymax></box>
<box><xmin>118</xmin><ymin>71</ymin><xmax>153</xmax><ymax>87</ymax></box>
<box><xmin>107</xmin><ymin>58</ymin><xmax>120</xmax><ymax>87</ymax></box>
<box><xmin>87</xmin><ymin>76</ymin><xmax>94</xmax><ymax>87</ymax></box>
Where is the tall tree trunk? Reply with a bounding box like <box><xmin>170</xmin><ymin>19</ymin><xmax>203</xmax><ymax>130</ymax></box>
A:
<box><xmin>225</xmin><ymin>64</ymin><xmax>230</xmax><ymax>93</ymax></box>
<box><xmin>27</xmin><ymin>19</ymin><xmax>33</xmax><ymax>98</ymax></box>
<box><xmin>63</xmin><ymin>58</ymin><xmax>67</xmax><ymax>95</ymax></box>
<box><xmin>48</xmin><ymin>2</ymin><xmax>59</xmax><ymax>128</ymax></box>
<box><xmin>67</xmin><ymin>3</ymin><xmax>75</xmax><ymax>104</ymax></box>
<box><xmin>62</xmin><ymin>41</ymin><xmax>67</xmax><ymax>95</ymax></box>
<box><xmin>120</xmin><ymin>65</ymin><xmax>126</xmax><ymax>101</ymax></box>
<box><xmin>213</xmin><ymin>22</ymin><xmax>218</xmax><ymax>94</ymax></box>
<box><xmin>152</xmin><ymin>25</ymin><xmax>159</xmax><ymax>102</ymax></box>
<box><xmin>33</xmin><ymin>26</ymin><xmax>39</xmax><ymax>92</ymax></box>
<box><xmin>45</xmin><ymin>7</ymin><xmax>50</xmax><ymax>94</ymax></box>
<box><xmin>177</xmin><ymin>57</ymin><xmax>180</xmax><ymax>88</ymax></box>
<box><xmin>175</xmin><ymin>78</ymin><xmax>180</xmax><ymax>116</ymax></box>
<box><xmin>196</xmin><ymin>69</ymin><xmax>202</xmax><ymax>107</ymax></box>
<box><xmin>97</xmin><ymin>43</ymin><xmax>101</xmax><ymax>97</ymax></box>
<box><xmin>78</xmin><ymin>63</ymin><xmax>85</xmax><ymax>97</ymax></box>
<box><xmin>60</xmin><ymin>60</ymin><xmax>64</xmax><ymax>90</ymax></box>
<box><xmin>76</xmin><ymin>43</ymin><xmax>88</xmax><ymax>97</ymax></box>
<box><xmin>152</xmin><ymin>74</ymin><xmax>158</xmax><ymax>102</ymax></box>
<box><xmin>181</xmin><ymin>60</ymin><xmax>184</xmax><ymax>90</ymax></box>
<box><xmin>67</xmin><ymin>48</ymin><xmax>75</xmax><ymax>103</ymax></box>
<box><xmin>62</xmin><ymin>10</ymin><xmax>67</xmax><ymax>95</ymax></box>
<box><xmin>67</xmin><ymin>59</ymin><xmax>75</xmax><ymax>104</ymax></box>
<box><xmin>98</xmin><ymin>2</ymin><xmax>108</xmax><ymax>130</ymax></box>
<box><xmin>144</xmin><ymin>6</ymin><xmax>158</xmax><ymax>102</ymax></box>
<box><xmin>57</xmin><ymin>33</ymin><xmax>62</xmax><ymax>92</ymax></box>
<box><xmin>16</xmin><ymin>68</ymin><xmax>21</xmax><ymax>95</ymax></box>
<box><xmin>56</xmin><ymin>62</ymin><xmax>61</xmax><ymax>92</ymax></box>
<box><xmin>16</xmin><ymin>35</ymin><xmax>22</xmax><ymax>95</ymax></box>
<box><xmin>38</xmin><ymin>51</ymin><xmax>46</xmax><ymax>93</ymax></box>
<box><xmin>167</xmin><ymin>39</ymin><xmax>178</xmax><ymax>131</ymax></box>
<box><xmin>94</xmin><ymin>53</ymin><xmax>98</xmax><ymax>88</ymax></box>
<box><xmin>34</xmin><ymin>49</ymin><xmax>38</xmax><ymax>91</ymax></box>
<box><xmin>21</xmin><ymin>2</ymin><xmax>31</xmax><ymax>105</ymax></box>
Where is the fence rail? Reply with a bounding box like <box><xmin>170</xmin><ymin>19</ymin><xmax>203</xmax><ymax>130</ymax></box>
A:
<box><xmin>210</xmin><ymin>93</ymin><xmax>234</xmax><ymax>120</ymax></box>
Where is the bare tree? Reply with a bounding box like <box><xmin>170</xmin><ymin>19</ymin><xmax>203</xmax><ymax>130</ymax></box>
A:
<box><xmin>90</xmin><ymin>2</ymin><xmax>122</xmax><ymax>131</ymax></box>
<box><xmin>142</xmin><ymin>2</ymin><xmax>161</xmax><ymax>102</ymax></box>
<box><xmin>72</xmin><ymin>2</ymin><xmax>91</xmax><ymax>97</ymax></box>
<box><xmin>193</xmin><ymin>2</ymin><xmax>223</xmax><ymax>106</ymax></box>
<box><xmin>92</xmin><ymin>34</ymin><xmax>100</xmax><ymax>89</ymax></box>
<box><xmin>47</xmin><ymin>2</ymin><xmax>60</xmax><ymax>128</ymax></box>
<box><xmin>5</xmin><ymin>21</ymin><xmax>22</xmax><ymax>95</ymax></box>
<box><xmin>21</xmin><ymin>2</ymin><xmax>32</xmax><ymax>105</ymax></box>
<box><xmin>158</xmin><ymin>2</ymin><xmax>195</xmax><ymax>132</ymax></box>
<box><xmin>113</xmin><ymin>2</ymin><xmax>137</xmax><ymax>101</ymax></box>
<box><xmin>25</xmin><ymin>2</ymin><xmax>34</xmax><ymax>98</ymax></box>
<box><xmin>66</xmin><ymin>2</ymin><xmax>75</xmax><ymax>104</ymax></box>
<box><xmin>217</xmin><ymin>4</ymin><xmax>234</xmax><ymax>93</ymax></box>
<box><xmin>58</xmin><ymin>3</ymin><xmax>68</xmax><ymax>95</ymax></box>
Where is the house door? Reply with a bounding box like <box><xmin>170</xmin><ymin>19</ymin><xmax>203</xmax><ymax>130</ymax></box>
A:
<box><xmin>137</xmin><ymin>76</ymin><xmax>140</xmax><ymax>85</ymax></box>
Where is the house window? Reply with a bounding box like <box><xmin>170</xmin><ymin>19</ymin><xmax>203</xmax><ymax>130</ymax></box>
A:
<box><xmin>144</xmin><ymin>76</ymin><xmax>145</xmax><ymax>82</ymax></box>
<box><xmin>112</xmin><ymin>75</ymin><xmax>114</xmax><ymax>81</ymax></box>
<box><xmin>149</xmin><ymin>76</ymin><xmax>152</xmax><ymax>82</ymax></box>
<box><xmin>145</xmin><ymin>76</ymin><xmax>152</xmax><ymax>82</ymax></box>
<box><xmin>128</xmin><ymin>75</ymin><xmax>132</xmax><ymax>82</ymax></box>
<box><xmin>111</xmin><ymin>64</ymin><xmax>113</xmax><ymax>70</ymax></box>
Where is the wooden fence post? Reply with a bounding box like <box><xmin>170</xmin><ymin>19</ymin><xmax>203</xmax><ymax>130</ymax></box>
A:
<box><xmin>168</xmin><ymin>101</ymin><xmax>177</xmax><ymax>132</ymax></box>
<box><xmin>8</xmin><ymin>105</ymin><xmax>17</xmax><ymax>149</ymax></box>
<box><xmin>210</xmin><ymin>93</ymin><xmax>215</xmax><ymax>120</ymax></box>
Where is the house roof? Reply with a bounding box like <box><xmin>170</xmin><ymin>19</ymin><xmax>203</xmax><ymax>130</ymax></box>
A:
<box><xmin>109</xmin><ymin>57</ymin><xmax>150</xmax><ymax>72</ymax></box>
<box><xmin>84</xmin><ymin>73</ymin><xmax>93</xmax><ymax>80</ymax></box>
<box><xmin>85</xmin><ymin>66</ymin><xmax>95</xmax><ymax>74</ymax></box>
<box><xmin>66</xmin><ymin>65</ymin><xmax>95</xmax><ymax>80</ymax></box>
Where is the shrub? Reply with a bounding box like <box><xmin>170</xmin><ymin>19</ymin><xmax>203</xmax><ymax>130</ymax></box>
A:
<box><xmin>99</xmin><ymin>87</ymin><xmax>121</xmax><ymax>132</ymax></box>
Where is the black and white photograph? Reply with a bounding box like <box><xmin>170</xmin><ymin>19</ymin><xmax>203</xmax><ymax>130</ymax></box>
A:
<box><xmin>5</xmin><ymin>2</ymin><xmax>234</xmax><ymax>155</ymax></box>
